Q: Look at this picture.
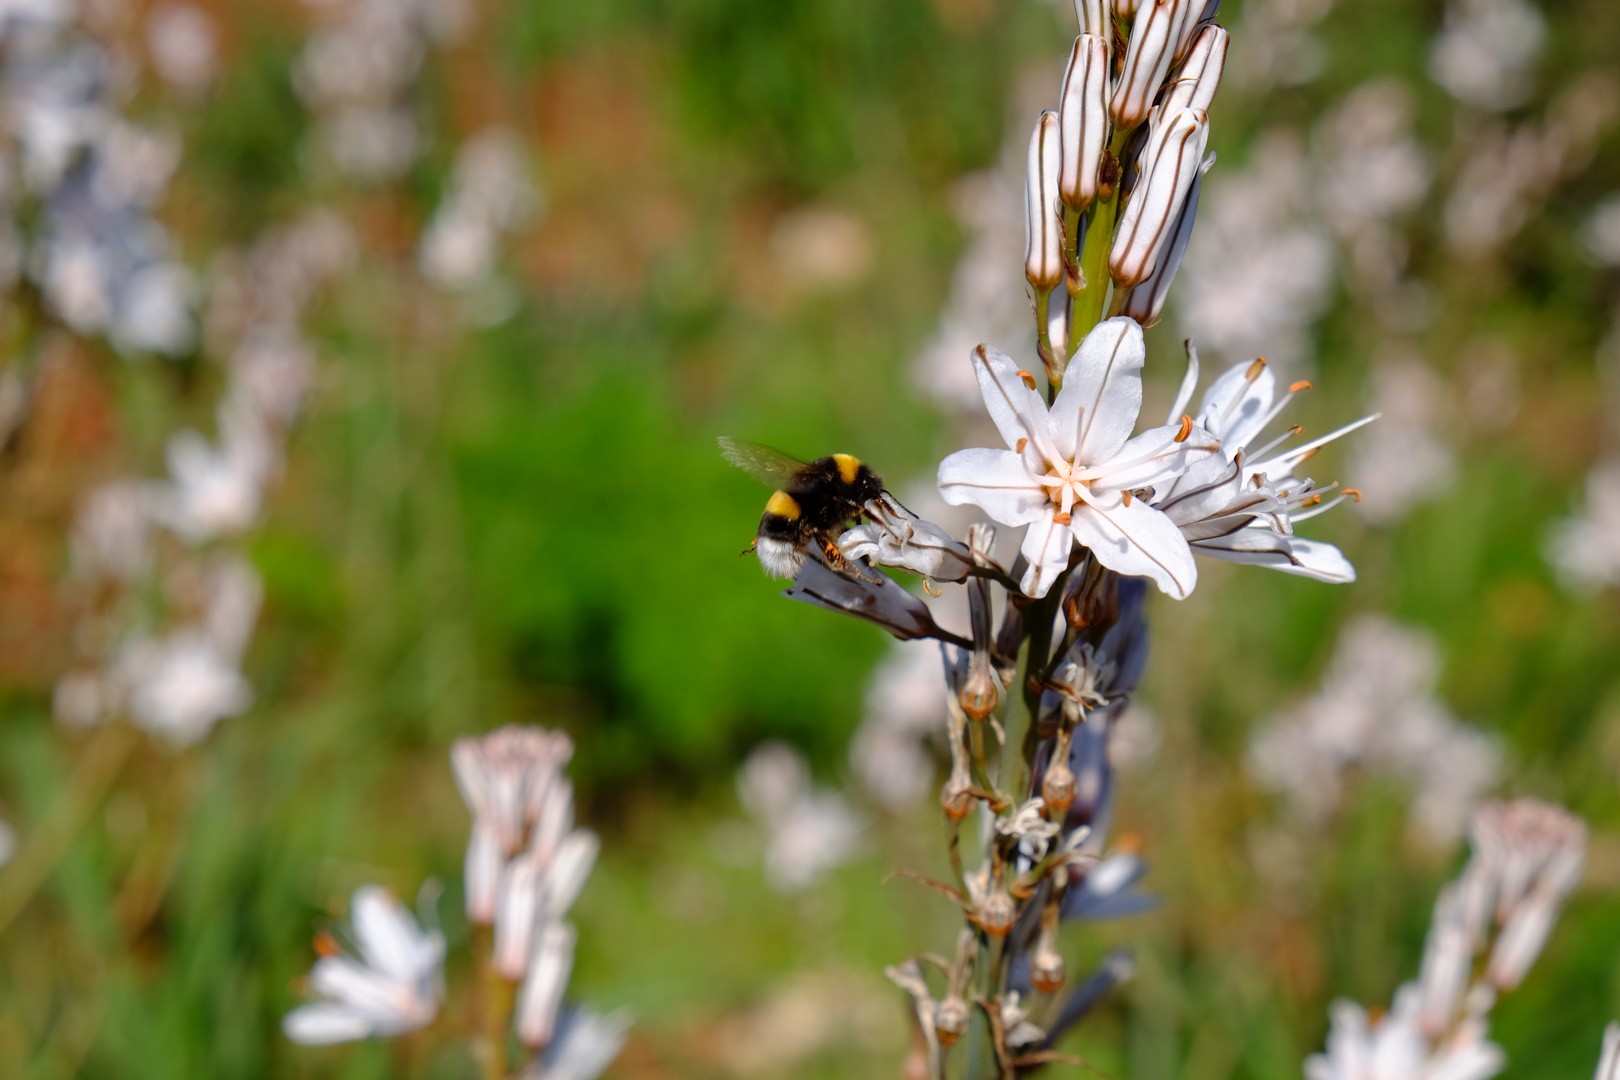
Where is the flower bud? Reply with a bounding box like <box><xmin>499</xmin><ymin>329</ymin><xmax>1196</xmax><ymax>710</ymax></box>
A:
<box><xmin>935</xmin><ymin>996</ymin><xmax>970</xmax><ymax>1046</ymax></box>
<box><xmin>1110</xmin><ymin>0</ymin><xmax>1188</xmax><ymax>129</ymax></box>
<box><xmin>515</xmin><ymin>921</ymin><xmax>575</xmax><ymax>1048</ymax></box>
<box><xmin>1162</xmin><ymin>23</ymin><xmax>1227</xmax><ymax>116</ymax></box>
<box><xmin>1025</xmin><ymin>110</ymin><xmax>1064</xmax><ymax>292</ymax></box>
<box><xmin>1060</xmin><ymin>35</ymin><xmax>1111</xmax><ymax>210</ymax></box>
<box><xmin>1074</xmin><ymin>0</ymin><xmax>1107</xmax><ymax>37</ymax></box>
<box><xmin>1109</xmin><ymin>107</ymin><xmax>1207</xmax><ymax>288</ymax></box>
<box><xmin>1120</xmin><ymin>167</ymin><xmax>1202</xmax><ymax>328</ymax></box>
<box><xmin>1112</xmin><ymin>0</ymin><xmax>1142</xmax><ymax>17</ymax></box>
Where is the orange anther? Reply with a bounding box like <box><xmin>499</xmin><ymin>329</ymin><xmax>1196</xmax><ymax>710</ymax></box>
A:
<box><xmin>922</xmin><ymin>579</ymin><xmax>943</xmax><ymax>597</ymax></box>
<box><xmin>1290</xmin><ymin>380</ymin><xmax>1313</xmax><ymax>392</ymax></box>
<box><xmin>1174</xmin><ymin>414</ymin><xmax>1193</xmax><ymax>443</ymax></box>
<box><xmin>314</xmin><ymin>931</ymin><xmax>341</xmax><ymax>958</ymax></box>
<box><xmin>1052</xmin><ymin>511</ymin><xmax>1073</xmax><ymax>524</ymax></box>
<box><xmin>1121</xmin><ymin>489</ymin><xmax>1133</xmax><ymax>506</ymax></box>
<box><xmin>1245</xmin><ymin>358</ymin><xmax>1268</xmax><ymax>381</ymax></box>
<box><xmin>1114</xmin><ymin>831</ymin><xmax>1142</xmax><ymax>853</ymax></box>
<box><xmin>1016</xmin><ymin>437</ymin><xmax>1028</xmax><ymax>454</ymax></box>
<box><xmin>1344</xmin><ymin>488</ymin><xmax>1363</xmax><ymax>502</ymax></box>
<box><xmin>1016</xmin><ymin>370</ymin><xmax>1039</xmax><ymax>390</ymax></box>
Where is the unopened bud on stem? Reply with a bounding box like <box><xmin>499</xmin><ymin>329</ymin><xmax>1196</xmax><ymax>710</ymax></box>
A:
<box><xmin>1120</xmin><ymin>165</ymin><xmax>1203</xmax><ymax>327</ymax></box>
<box><xmin>1110</xmin><ymin>107</ymin><xmax>1207</xmax><ymax>287</ymax></box>
<box><xmin>1060</xmin><ymin>35</ymin><xmax>1111</xmax><ymax>210</ymax></box>
<box><xmin>1111</xmin><ymin>0</ymin><xmax>1191</xmax><ymax>129</ymax></box>
<box><xmin>1162</xmin><ymin>23</ymin><xmax>1227</xmax><ymax>115</ymax></box>
<box><xmin>1030</xmin><ymin>878</ymin><xmax>1068</xmax><ymax>993</ymax></box>
<box><xmin>1074</xmin><ymin>0</ymin><xmax>1107</xmax><ymax>35</ymax></box>
<box><xmin>1025</xmin><ymin>111</ymin><xmax>1064</xmax><ymax>292</ymax></box>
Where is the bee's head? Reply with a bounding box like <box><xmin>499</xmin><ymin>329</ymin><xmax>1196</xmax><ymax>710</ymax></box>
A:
<box><xmin>832</xmin><ymin>453</ymin><xmax>884</xmax><ymax>502</ymax></box>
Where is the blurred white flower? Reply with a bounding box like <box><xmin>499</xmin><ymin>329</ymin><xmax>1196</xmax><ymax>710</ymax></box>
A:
<box><xmin>1248</xmin><ymin>615</ymin><xmax>1501</xmax><ymax>845</ymax></box>
<box><xmin>72</xmin><ymin>479</ymin><xmax>154</xmax><ymax>580</ymax></box>
<box><xmin>1306</xmin><ymin>989</ymin><xmax>1504</xmax><ymax>1080</ymax></box>
<box><xmin>1176</xmin><ymin>132</ymin><xmax>1335</xmax><ymax>371</ymax></box>
<box><xmin>0</xmin><ymin>818</ymin><xmax>14</xmax><ymax>867</ymax></box>
<box><xmin>146</xmin><ymin>4</ymin><xmax>217</xmax><ymax>92</ymax></box>
<box><xmin>119</xmin><ymin>628</ymin><xmax>253</xmax><ymax>745</ymax></box>
<box><xmin>522</xmin><ymin>1007</ymin><xmax>631</xmax><ymax>1080</ymax></box>
<box><xmin>1429</xmin><ymin>0</ymin><xmax>1544</xmax><ymax>112</ymax></box>
<box><xmin>151</xmin><ymin>400</ymin><xmax>275</xmax><ymax>542</ymax></box>
<box><xmin>738</xmin><ymin>742</ymin><xmax>862</xmax><ymax>893</ymax></box>
<box><xmin>1594</xmin><ymin>1023</ymin><xmax>1620</xmax><ymax>1080</ymax></box>
<box><xmin>1585</xmin><ymin>197</ymin><xmax>1620</xmax><ymax>267</ymax></box>
<box><xmin>1226</xmin><ymin>0</ymin><xmax>1339</xmax><ymax>92</ymax></box>
<box><xmin>283</xmin><ymin>885</ymin><xmax>445</xmax><ymax>1045</ymax></box>
<box><xmin>1346</xmin><ymin>354</ymin><xmax>1455</xmax><ymax>524</ymax></box>
<box><xmin>849</xmin><ymin>642</ymin><xmax>948</xmax><ymax>809</ymax></box>
<box><xmin>420</xmin><ymin>128</ymin><xmax>538</xmax><ymax>292</ymax></box>
<box><xmin>1547</xmin><ymin>459</ymin><xmax>1620</xmax><ymax>590</ymax></box>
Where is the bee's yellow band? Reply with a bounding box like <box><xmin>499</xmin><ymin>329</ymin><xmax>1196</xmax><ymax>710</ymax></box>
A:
<box><xmin>766</xmin><ymin>491</ymin><xmax>801</xmax><ymax>519</ymax></box>
<box><xmin>833</xmin><ymin>454</ymin><xmax>860</xmax><ymax>485</ymax></box>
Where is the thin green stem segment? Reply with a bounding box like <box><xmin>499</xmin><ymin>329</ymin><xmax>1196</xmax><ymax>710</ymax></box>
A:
<box><xmin>1034</xmin><ymin>286</ymin><xmax>1058</xmax><ymax>387</ymax></box>
<box><xmin>1072</xmin><ymin>127</ymin><xmax>1132</xmax><ymax>342</ymax></box>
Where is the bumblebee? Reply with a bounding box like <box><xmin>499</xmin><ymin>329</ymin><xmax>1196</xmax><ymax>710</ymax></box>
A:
<box><xmin>718</xmin><ymin>436</ymin><xmax>885</xmax><ymax>579</ymax></box>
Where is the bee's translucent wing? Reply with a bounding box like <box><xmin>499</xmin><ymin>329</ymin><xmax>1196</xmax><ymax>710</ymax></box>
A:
<box><xmin>718</xmin><ymin>437</ymin><xmax>805</xmax><ymax>488</ymax></box>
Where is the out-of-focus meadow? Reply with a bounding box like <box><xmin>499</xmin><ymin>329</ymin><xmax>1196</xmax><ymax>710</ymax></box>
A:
<box><xmin>3</xmin><ymin>0</ymin><xmax>1620</xmax><ymax>1077</ymax></box>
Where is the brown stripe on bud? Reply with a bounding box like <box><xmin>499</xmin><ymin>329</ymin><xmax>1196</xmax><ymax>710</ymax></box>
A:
<box><xmin>1109</xmin><ymin>107</ymin><xmax>1208</xmax><ymax>287</ymax></box>
<box><xmin>1025</xmin><ymin>111</ymin><xmax>1065</xmax><ymax>291</ymax></box>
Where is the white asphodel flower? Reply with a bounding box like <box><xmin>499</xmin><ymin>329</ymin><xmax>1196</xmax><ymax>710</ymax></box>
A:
<box><xmin>937</xmin><ymin>317</ymin><xmax>1218</xmax><ymax>599</ymax></box>
<box><xmin>283</xmin><ymin>886</ymin><xmax>445</xmax><ymax>1045</ymax></box>
<box><xmin>1153</xmin><ymin>348</ymin><xmax>1377</xmax><ymax>583</ymax></box>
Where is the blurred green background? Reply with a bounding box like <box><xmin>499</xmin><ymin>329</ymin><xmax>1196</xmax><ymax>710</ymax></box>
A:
<box><xmin>2</xmin><ymin>0</ymin><xmax>1620</xmax><ymax>1077</ymax></box>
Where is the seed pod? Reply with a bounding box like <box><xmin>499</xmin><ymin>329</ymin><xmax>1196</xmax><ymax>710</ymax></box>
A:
<box><xmin>1031</xmin><ymin>948</ymin><xmax>1068</xmax><ymax>994</ymax></box>
<box><xmin>1109</xmin><ymin>107</ymin><xmax>1207</xmax><ymax>288</ymax></box>
<box><xmin>1025</xmin><ymin>110</ymin><xmax>1064</xmax><ymax>292</ymax></box>
<box><xmin>1059</xmin><ymin>34</ymin><xmax>1111</xmax><ymax>210</ymax></box>
<box><xmin>1110</xmin><ymin>0</ymin><xmax>1188</xmax><ymax>129</ymax></box>
<box><xmin>1042</xmin><ymin>758</ymin><xmax>1079</xmax><ymax>820</ymax></box>
<box><xmin>976</xmin><ymin>886</ymin><xmax>1017</xmax><ymax>937</ymax></box>
<box><xmin>1162</xmin><ymin>23</ymin><xmax>1227</xmax><ymax>116</ymax></box>
<box><xmin>935</xmin><ymin>996</ymin><xmax>970</xmax><ymax>1046</ymax></box>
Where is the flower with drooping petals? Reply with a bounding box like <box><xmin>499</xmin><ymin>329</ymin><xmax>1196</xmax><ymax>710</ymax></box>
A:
<box><xmin>937</xmin><ymin>317</ymin><xmax>1218</xmax><ymax>599</ymax></box>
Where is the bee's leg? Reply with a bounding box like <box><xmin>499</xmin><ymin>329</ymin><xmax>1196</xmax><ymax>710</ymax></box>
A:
<box><xmin>819</xmin><ymin>535</ymin><xmax>885</xmax><ymax>585</ymax></box>
<box><xmin>739</xmin><ymin>538</ymin><xmax>758</xmax><ymax>558</ymax></box>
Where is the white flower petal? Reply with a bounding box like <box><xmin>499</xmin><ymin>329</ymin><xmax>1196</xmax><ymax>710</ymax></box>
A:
<box><xmin>1052</xmin><ymin>317</ymin><xmax>1145</xmax><ymax>463</ymax></box>
<box><xmin>938</xmin><ymin>448</ymin><xmax>1049</xmax><ymax>527</ymax></box>
<box><xmin>969</xmin><ymin>345</ymin><xmax>1050</xmax><ymax>456</ymax></box>
<box><xmin>1198</xmin><ymin>359</ymin><xmax>1276</xmax><ymax>454</ymax></box>
<box><xmin>1019</xmin><ymin>512</ymin><xmax>1075</xmax><ymax>599</ymax></box>
<box><xmin>1092</xmin><ymin>423</ymin><xmax>1219</xmax><ymax>493</ymax></box>
<box><xmin>1070</xmin><ymin>496</ymin><xmax>1197</xmax><ymax>599</ymax></box>
<box><xmin>283</xmin><ymin>1003</ymin><xmax>378</xmax><ymax>1045</ymax></box>
<box><xmin>1193</xmin><ymin>531</ymin><xmax>1356</xmax><ymax>583</ymax></box>
<box><xmin>351</xmin><ymin>886</ymin><xmax>442</xmax><ymax>985</ymax></box>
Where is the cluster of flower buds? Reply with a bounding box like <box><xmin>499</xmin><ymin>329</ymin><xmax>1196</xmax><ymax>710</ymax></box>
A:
<box><xmin>1022</xmin><ymin>0</ymin><xmax>1228</xmax><ymax>384</ymax></box>
<box><xmin>1306</xmin><ymin>798</ymin><xmax>1587</xmax><ymax>1080</ymax></box>
<box><xmin>285</xmin><ymin>725</ymin><xmax>628</xmax><ymax>1080</ymax></box>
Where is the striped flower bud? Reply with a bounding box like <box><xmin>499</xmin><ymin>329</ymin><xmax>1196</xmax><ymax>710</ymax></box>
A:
<box><xmin>1059</xmin><ymin>34</ymin><xmax>1111</xmax><ymax>210</ymax></box>
<box><xmin>1024</xmin><ymin>110</ymin><xmax>1064</xmax><ymax>292</ymax></box>
<box><xmin>1120</xmin><ymin>161</ymin><xmax>1205</xmax><ymax>327</ymax></box>
<box><xmin>1074</xmin><ymin>0</ymin><xmax>1107</xmax><ymax>35</ymax></box>
<box><xmin>1110</xmin><ymin>0</ymin><xmax>1188</xmax><ymax>129</ymax></box>
<box><xmin>1162</xmin><ymin>23</ymin><xmax>1227</xmax><ymax>115</ymax></box>
<box><xmin>1112</xmin><ymin>0</ymin><xmax>1142</xmax><ymax>17</ymax></box>
<box><xmin>1109</xmin><ymin>106</ymin><xmax>1207</xmax><ymax>287</ymax></box>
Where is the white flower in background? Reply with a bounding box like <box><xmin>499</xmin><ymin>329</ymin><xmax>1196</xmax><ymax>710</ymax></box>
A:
<box><xmin>145</xmin><ymin>4</ymin><xmax>218</xmax><ymax>92</ymax></box>
<box><xmin>1248</xmin><ymin>615</ymin><xmax>1501</xmax><ymax>845</ymax></box>
<box><xmin>283</xmin><ymin>885</ymin><xmax>445</xmax><ymax>1044</ymax></box>
<box><xmin>1176</xmin><ymin>132</ymin><xmax>1334</xmax><ymax>372</ymax></box>
<box><xmin>72</xmin><ymin>479</ymin><xmax>154</xmax><ymax>581</ymax></box>
<box><xmin>1547</xmin><ymin>460</ymin><xmax>1620</xmax><ymax>590</ymax></box>
<box><xmin>525</xmin><ymin>1008</ymin><xmax>632</xmax><ymax>1080</ymax></box>
<box><xmin>1306</xmin><ymin>988</ymin><xmax>1505</xmax><ymax>1080</ymax></box>
<box><xmin>450</xmin><ymin>724</ymin><xmax>575</xmax><ymax>924</ymax></box>
<box><xmin>850</xmin><ymin>642</ymin><xmax>949</xmax><ymax>810</ymax></box>
<box><xmin>738</xmin><ymin>742</ymin><xmax>862</xmax><ymax>893</ymax></box>
<box><xmin>1445</xmin><ymin>76</ymin><xmax>1619</xmax><ymax>258</ymax></box>
<box><xmin>938</xmin><ymin>318</ymin><xmax>1219</xmax><ymax>599</ymax></box>
<box><xmin>1585</xmin><ymin>197</ymin><xmax>1620</xmax><ymax>267</ymax></box>
<box><xmin>1307</xmin><ymin>799</ymin><xmax>1584</xmax><ymax>1080</ymax></box>
<box><xmin>119</xmin><ymin>630</ymin><xmax>252</xmax><ymax>745</ymax></box>
<box><xmin>1346</xmin><ymin>355</ymin><xmax>1455</xmax><ymax>525</ymax></box>
<box><xmin>151</xmin><ymin>400</ymin><xmax>275</xmax><ymax>543</ymax></box>
<box><xmin>1226</xmin><ymin>0</ymin><xmax>1340</xmax><ymax>91</ymax></box>
<box><xmin>1428</xmin><ymin>0</ymin><xmax>1544</xmax><ymax>112</ymax></box>
<box><xmin>1153</xmin><ymin>351</ymin><xmax>1369</xmax><ymax>582</ymax></box>
<box><xmin>419</xmin><ymin>127</ymin><xmax>539</xmax><ymax>291</ymax></box>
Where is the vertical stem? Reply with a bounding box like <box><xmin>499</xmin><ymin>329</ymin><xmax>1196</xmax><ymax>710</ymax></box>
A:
<box><xmin>0</xmin><ymin>722</ymin><xmax>138</xmax><ymax>936</ymax></box>
<box><xmin>1034</xmin><ymin>287</ymin><xmax>1059</xmax><ymax>387</ymax></box>
<box><xmin>1072</xmin><ymin>128</ymin><xmax>1133</xmax><ymax>341</ymax></box>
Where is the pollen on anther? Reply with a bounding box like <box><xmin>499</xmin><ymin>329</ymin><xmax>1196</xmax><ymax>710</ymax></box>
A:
<box><xmin>1122</xmin><ymin>489</ymin><xmax>1133</xmax><ymax>506</ymax></box>
<box><xmin>1052</xmin><ymin>511</ymin><xmax>1073</xmax><ymax>524</ymax></box>
<box><xmin>1344</xmin><ymin>488</ymin><xmax>1363</xmax><ymax>502</ymax></box>
<box><xmin>1291</xmin><ymin>380</ymin><xmax>1313</xmax><ymax>392</ymax></box>
<box><xmin>1016</xmin><ymin>437</ymin><xmax>1028</xmax><ymax>454</ymax></box>
<box><xmin>1174</xmin><ymin>414</ymin><xmax>1193</xmax><ymax>442</ymax></box>
<box><xmin>1245</xmin><ymin>357</ymin><xmax>1268</xmax><ymax>381</ymax></box>
<box><xmin>314</xmin><ymin>931</ymin><xmax>340</xmax><ymax>958</ymax></box>
<box><xmin>1016</xmin><ymin>370</ymin><xmax>1039</xmax><ymax>390</ymax></box>
<box><xmin>922</xmin><ymin>579</ymin><xmax>943</xmax><ymax>597</ymax></box>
